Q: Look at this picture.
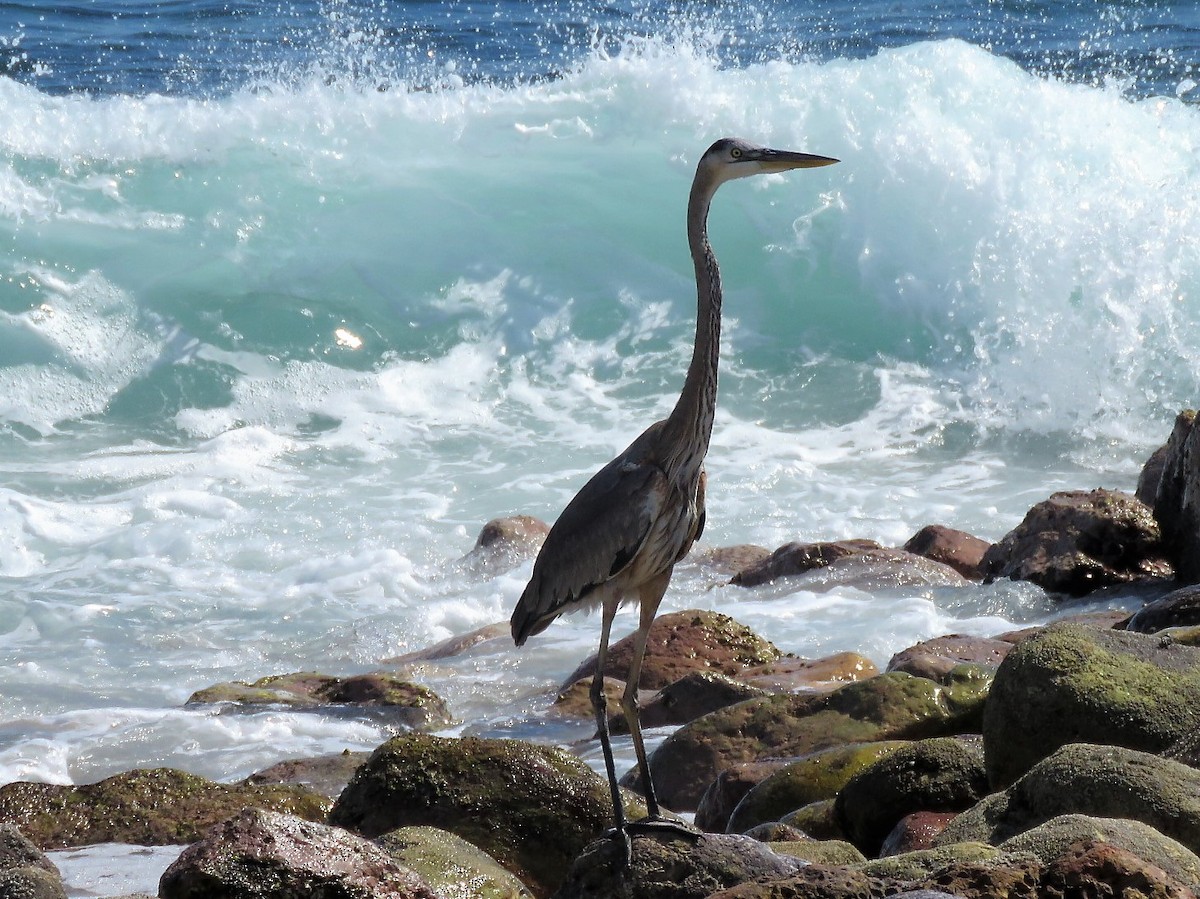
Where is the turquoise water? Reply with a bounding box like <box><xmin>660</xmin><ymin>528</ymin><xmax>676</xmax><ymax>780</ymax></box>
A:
<box><xmin>0</xmin><ymin>1</ymin><xmax>1197</xmax><ymax>892</ymax></box>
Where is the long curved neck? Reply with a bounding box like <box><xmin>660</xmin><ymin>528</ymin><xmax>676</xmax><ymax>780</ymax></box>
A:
<box><xmin>662</xmin><ymin>174</ymin><xmax>721</xmax><ymax>479</ymax></box>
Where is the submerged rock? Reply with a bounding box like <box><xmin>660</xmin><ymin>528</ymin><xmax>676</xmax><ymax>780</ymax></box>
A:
<box><xmin>730</xmin><ymin>539</ymin><xmax>882</xmax><ymax>587</ymax></box>
<box><xmin>458</xmin><ymin>515</ymin><xmax>550</xmax><ymax>576</ymax></box>
<box><xmin>159</xmin><ymin>808</ymin><xmax>436</xmax><ymax>899</ymax></box>
<box><xmin>0</xmin><ymin>768</ymin><xmax>329</xmax><ymax>850</ymax></box>
<box><xmin>982</xmin><ymin>623</ymin><xmax>1200</xmax><ymax>785</ymax></box>
<box><xmin>980</xmin><ymin>488</ymin><xmax>1173</xmax><ymax>595</ymax></box>
<box><xmin>562</xmin><ymin>610</ymin><xmax>782</xmax><ymax>692</ymax></box>
<box><xmin>329</xmin><ymin>734</ymin><xmax>641</xmax><ymax>897</ymax></box>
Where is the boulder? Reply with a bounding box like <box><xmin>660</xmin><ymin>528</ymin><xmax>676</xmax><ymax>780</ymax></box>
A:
<box><xmin>833</xmin><ymin>737</ymin><xmax>989</xmax><ymax>856</ymax></box>
<box><xmin>552</xmin><ymin>832</ymin><xmax>803</xmax><ymax>899</ymax></box>
<box><xmin>0</xmin><ymin>768</ymin><xmax>329</xmax><ymax>850</ymax></box>
<box><xmin>611</xmin><ymin>671</ymin><xmax>768</xmax><ymax>734</ymax></box>
<box><xmin>1139</xmin><ymin>441</ymin><xmax>1172</xmax><ymax>506</ymax></box>
<box><xmin>186</xmin><ymin>672</ymin><xmax>452</xmax><ymax>730</ymax></box>
<box><xmin>550</xmin><ymin>677</ymin><xmax>630</xmax><ymax>720</ymax></box>
<box><xmin>695</xmin><ymin>762</ymin><xmax>791</xmax><ymax>834</ymax></box>
<box><xmin>886</xmin><ymin>635</ymin><xmax>1012</xmax><ymax>680</ymax></box>
<box><xmin>730</xmin><ymin>540</ymin><xmax>882</xmax><ymax>587</ymax></box>
<box><xmin>741</xmin><ymin>822</ymin><xmax>809</xmax><ymax>843</ymax></box>
<box><xmin>999</xmin><ymin>814</ymin><xmax>1200</xmax><ymax>893</ymax></box>
<box><xmin>780</xmin><ymin>800</ymin><xmax>844</xmax><ymax>841</ymax></box>
<box><xmin>158</xmin><ymin>808</ymin><xmax>436</xmax><ymax>899</ymax></box>
<box><xmin>769</xmin><ymin>839</ymin><xmax>866</xmax><ymax>866</ymax></box>
<box><xmin>937</xmin><ymin>744</ymin><xmax>1200</xmax><ymax>859</ymax></box>
<box><xmin>982</xmin><ymin>623</ymin><xmax>1200</xmax><ymax>785</ymax></box>
<box><xmin>702</xmin><ymin>864</ymin><xmax>893</xmax><ymax>899</ymax></box>
<box><xmin>726</xmin><ymin>742</ymin><xmax>909</xmax><ymax>835</ymax></box>
<box><xmin>245</xmin><ymin>751</ymin><xmax>371</xmax><ymax>800</ymax></box>
<box><xmin>1127</xmin><ymin>585</ymin><xmax>1200</xmax><ymax>633</ymax></box>
<box><xmin>860</xmin><ymin>842</ymin><xmax>1014</xmax><ymax>881</ymax></box>
<box><xmin>328</xmin><ymin>734</ymin><xmax>642</xmax><ymax>897</ymax></box>
<box><xmin>696</xmin><ymin>545</ymin><xmax>771</xmax><ymax>576</ymax></box>
<box><xmin>0</xmin><ymin>866</ymin><xmax>67</xmax><ymax>899</ymax></box>
<box><xmin>562</xmin><ymin>610</ymin><xmax>783</xmax><ymax>692</ymax></box>
<box><xmin>903</xmin><ymin>525</ymin><xmax>991</xmax><ymax>580</ymax></box>
<box><xmin>738</xmin><ymin>652</ymin><xmax>879</xmax><ymax>694</ymax></box>
<box><xmin>639</xmin><ymin>667</ymin><xmax>991</xmax><ymax>812</ymax></box>
<box><xmin>902</xmin><ymin>855</ymin><xmax>1043</xmax><ymax>899</ymax></box>
<box><xmin>879</xmin><ymin>812</ymin><xmax>959</xmax><ymax>856</ymax></box>
<box><xmin>1041</xmin><ymin>839</ymin><xmax>1198</xmax><ymax>899</ymax></box>
<box><xmin>375</xmin><ymin>826</ymin><xmax>532</xmax><ymax>898</ymax></box>
<box><xmin>980</xmin><ymin>489</ymin><xmax>1173</xmax><ymax>595</ymax></box>
<box><xmin>0</xmin><ymin>826</ymin><xmax>57</xmax><ymax>876</ymax></box>
<box><xmin>1153</xmin><ymin>410</ymin><xmax>1200</xmax><ymax>582</ymax></box>
<box><xmin>383</xmin><ymin>622</ymin><xmax>510</xmax><ymax>666</ymax></box>
<box><xmin>457</xmin><ymin>515</ymin><xmax>550</xmax><ymax>577</ymax></box>
<box><xmin>742</xmin><ymin>548</ymin><xmax>968</xmax><ymax>593</ymax></box>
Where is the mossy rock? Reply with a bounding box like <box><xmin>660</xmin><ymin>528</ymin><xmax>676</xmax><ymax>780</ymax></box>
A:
<box><xmin>859</xmin><ymin>841</ymin><xmax>1013</xmax><ymax>880</ymax></box>
<box><xmin>0</xmin><ymin>768</ymin><xmax>329</xmax><ymax>850</ymax></box>
<box><xmin>982</xmin><ymin>623</ymin><xmax>1200</xmax><ymax>785</ymax></box>
<box><xmin>376</xmin><ymin>826</ymin><xmax>533</xmax><ymax>899</ymax></box>
<box><xmin>779</xmin><ymin>800</ymin><xmax>844</xmax><ymax>840</ymax></box>
<box><xmin>328</xmin><ymin>734</ymin><xmax>644</xmax><ymax>897</ymax></box>
<box><xmin>643</xmin><ymin>666</ymin><xmax>992</xmax><ymax>811</ymax></box>
<box><xmin>726</xmin><ymin>741</ymin><xmax>909</xmax><ymax>834</ymax></box>
<box><xmin>768</xmin><ymin>839</ymin><xmax>866</xmax><ymax>866</ymax></box>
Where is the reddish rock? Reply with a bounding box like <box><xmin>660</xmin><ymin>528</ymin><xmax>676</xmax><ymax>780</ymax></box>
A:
<box><xmin>981</xmin><ymin>489</ymin><xmax>1173</xmax><ymax>596</ymax></box>
<box><xmin>909</xmin><ymin>858</ymin><xmax>1043</xmax><ymax>899</ymax></box>
<box><xmin>740</xmin><ymin>652</ymin><xmax>879</xmax><ymax>694</ymax></box>
<box><xmin>562</xmin><ymin>609</ymin><xmax>783</xmax><ymax>692</ymax></box>
<box><xmin>730</xmin><ymin>539</ymin><xmax>882</xmax><ymax>587</ymax></box>
<box><xmin>796</xmin><ymin>548</ymin><xmax>969</xmax><ymax>592</ymax></box>
<box><xmin>879</xmin><ymin>812</ymin><xmax>958</xmax><ymax>856</ymax></box>
<box><xmin>551</xmin><ymin>676</ymin><xmax>632</xmax><ymax>720</ymax></box>
<box><xmin>904</xmin><ymin>525</ymin><xmax>992</xmax><ymax>580</ymax></box>
<box><xmin>1041</xmin><ymin>839</ymin><xmax>1197</xmax><ymax>899</ymax></box>
<box><xmin>159</xmin><ymin>808</ymin><xmax>436</xmax><ymax>899</ymax></box>
<box><xmin>887</xmin><ymin>634</ymin><xmax>1013</xmax><ymax>680</ymax></box>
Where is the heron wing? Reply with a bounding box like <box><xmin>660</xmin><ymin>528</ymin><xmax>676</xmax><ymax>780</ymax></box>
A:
<box><xmin>511</xmin><ymin>446</ymin><xmax>667</xmax><ymax>645</ymax></box>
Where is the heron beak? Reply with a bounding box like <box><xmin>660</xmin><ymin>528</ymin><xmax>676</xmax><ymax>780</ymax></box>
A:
<box><xmin>751</xmin><ymin>148</ymin><xmax>840</xmax><ymax>171</ymax></box>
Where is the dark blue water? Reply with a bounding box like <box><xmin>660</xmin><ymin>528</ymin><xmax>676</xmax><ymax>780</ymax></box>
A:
<box><xmin>1</xmin><ymin>0</ymin><xmax>1196</xmax><ymax>100</ymax></box>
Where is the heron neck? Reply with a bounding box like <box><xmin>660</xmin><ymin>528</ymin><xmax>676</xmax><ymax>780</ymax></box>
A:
<box><xmin>664</xmin><ymin>181</ymin><xmax>721</xmax><ymax>476</ymax></box>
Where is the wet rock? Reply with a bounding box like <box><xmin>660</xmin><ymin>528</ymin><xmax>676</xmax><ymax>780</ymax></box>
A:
<box><xmin>1153</xmin><ymin>409</ymin><xmax>1200</xmax><ymax>583</ymax></box>
<box><xmin>999</xmin><ymin>814</ymin><xmax>1200</xmax><ymax>893</ymax></box>
<box><xmin>0</xmin><ymin>826</ymin><xmax>56</xmax><ymax>877</ymax></box>
<box><xmin>0</xmin><ymin>768</ymin><xmax>329</xmax><ymax>850</ymax></box>
<box><xmin>887</xmin><ymin>635</ymin><xmax>1012</xmax><ymax>680</ymax></box>
<box><xmin>696</xmin><ymin>544</ymin><xmax>771</xmax><ymax>576</ymax></box>
<box><xmin>550</xmin><ymin>676</ymin><xmax>630</xmax><ymax>720</ymax></box>
<box><xmin>0</xmin><ymin>866</ymin><xmax>67</xmax><ymax>899</ymax></box>
<box><xmin>982</xmin><ymin>623</ymin><xmax>1200</xmax><ymax>785</ymax></box>
<box><xmin>553</xmin><ymin>832</ymin><xmax>803</xmax><ymax>899</ymax></box>
<box><xmin>730</xmin><ymin>539</ymin><xmax>882</xmax><ymax>587</ymax></box>
<box><xmin>738</xmin><ymin>652</ymin><xmax>879</xmax><ymax>694</ymax></box>
<box><xmin>187</xmin><ymin>672</ymin><xmax>452</xmax><ymax>730</ymax></box>
<box><xmin>726</xmin><ymin>742</ymin><xmax>909</xmax><ymax>835</ymax></box>
<box><xmin>742</xmin><ymin>822</ymin><xmax>809</xmax><ymax>843</ymax></box>
<box><xmin>456</xmin><ymin>515</ymin><xmax>551</xmax><ymax>577</ymax></box>
<box><xmin>383</xmin><ymin>622</ymin><xmax>511</xmax><ymax>666</ymax></box>
<box><xmin>992</xmin><ymin>609</ymin><xmax>1130</xmax><ymax>643</ymax></box>
<box><xmin>1041</xmin><ymin>839</ymin><xmax>1197</xmax><ymax>899</ymax></box>
<box><xmin>834</xmin><ymin>737</ymin><xmax>989</xmax><ymax>856</ymax></box>
<box><xmin>329</xmin><ymin>734</ymin><xmax>642</xmax><ymax>897</ymax></box>
<box><xmin>861</xmin><ymin>842</ymin><xmax>1013</xmax><ymax>881</ymax></box>
<box><xmin>375</xmin><ymin>826</ymin><xmax>533</xmax><ymax>899</ymax></box>
<box><xmin>780</xmin><ymin>800</ymin><xmax>844</xmax><ymax>840</ymax></box>
<box><xmin>903</xmin><ymin>525</ymin><xmax>991</xmax><ymax>580</ymax></box>
<box><xmin>695</xmin><ymin>762</ymin><xmax>791</xmax><ymax>834</ymax></box>
<box><xmin>563</xmin><ymin>610</ymin><xmax>783</xmax><ymax>692</ymax></box>
<box><xmin>753</xmin><ymin>548</ymin><xmax>969</xmax><ymax>593</ymax></box>
<box><xmin>159</xmin><ymin>808</ymin><xmax>436</xmax><ymax>899</ymax></box>
<box><xmin>1139</xmin><ymin>441</ymin><xmax>1172</xmax><ymax>506</ymax></box>
<box><xmin>938</xmin><ymin>744</ymin><xmax>1200</xmax><ymax>859</ymax></box>
<box><xmin>612</xmin><ymin>671</ymin><xmax>769</xmax><ymax>734</ymax></box>
<box><xmin>640</xmin><ymin>667</ymin><xmax>991</xmax><ymax>812</ymax></box>
<box><xmin>769</xmin><ymin>839</ymin><xmax>867</xmax><ymax>866</ymax></box>
<box><xmin>1127</xmin><ymin>585</ymin><xmax>1200</xmax><ymax>633</ymax></box>
<box><xmin>980</xmin><ymin>488</ymin><xmax>1173</xmax><ymax>596</ymax></box>
<box><xmin>245</xmin><ymin>751</ymin><xmax>371</xmax><ymax>801</ymax></box>
<box><xmin>702</xmin><ymin>863</ymin><xmax>893</xmax><ymax>899</ymax></box>
<box><xmin>879</xmin><ymin>812</ymin><xmax>959</xmax><ymax>856</ymax></box>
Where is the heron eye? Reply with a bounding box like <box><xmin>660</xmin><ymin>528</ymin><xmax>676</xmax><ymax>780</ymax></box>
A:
<box><xmin>730</xmin><ymin>147</ymin><xmax>743</xmax><ymax>159</ymax></box>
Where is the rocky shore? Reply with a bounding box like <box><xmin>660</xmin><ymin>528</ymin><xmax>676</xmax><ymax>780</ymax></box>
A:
<box><xmin>3</xmin><ymin>410</ymin><xmax>1200</xmax><ymax>899</ymax></box>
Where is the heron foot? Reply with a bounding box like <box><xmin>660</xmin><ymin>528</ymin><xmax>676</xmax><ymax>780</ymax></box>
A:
<box><xmin>626</xmin><ymin>815</ymin><xmax>700</xmax><ymax>841</ymax></box>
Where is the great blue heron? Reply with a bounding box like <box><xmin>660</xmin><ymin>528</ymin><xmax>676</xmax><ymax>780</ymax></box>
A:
<box><xmin>511</xmin><ymin>138</ymin><xmax>838</xmax><ymax>841</ymax></box>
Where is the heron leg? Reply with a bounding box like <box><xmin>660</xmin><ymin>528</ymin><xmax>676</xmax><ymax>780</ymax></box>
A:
<box><xmin>592</xmin><ymin>592</ymin><xmax>628</xmax><ymax>840</ymax></box>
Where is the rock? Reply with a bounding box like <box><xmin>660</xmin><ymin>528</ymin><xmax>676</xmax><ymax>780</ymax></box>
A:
<box><xmin>695</xmin><ymin>762</ymin><xmax>791</xmax><ymax>834</ymax></box>
<box><xmin>612</xmin><ymin>671</ymin><xmax>769</xmax><ymax>734</ymax></box>
<box><xmin>750</xmin><ymin>548</ymin><xmax>969</xmax><ymax>593</ymax></box>
<box><xmin>383</xmin><ymin>622</ymin><xmax>511</xmax><ymax>666</ymax></box>
<box><xmin>780</xmin><ymin>800</ymin><xmax>844</xmax><ymax>841</ymax></box>
<box><xmin>456</xmin><ymin>516</ymin><xmax>551</xmax><ymax>576</ymax></box>
<box><xmin>998</xmin><ymin>814</ymin><xmax>1200</xmax><ymax>893</ymax></box>
<box><xmin>981</xmin><ymin>623</ymin><xmax>1200</xmax><ymax>785</ymax></box>
<box><xmin>738</xmin><ymin>652</ymin><xmax>879</xmax><ymax>694</ymax></box>
<box><xmin>726</xmin><ymin>742</ymin><xmax>909</xmax><ymax>835</ymax></box>
<box><xmin>886</xmin><ymin>635</ymin><xmax>1012</xmax><ymax>680</ymax></box>
<box><xmin>730</xmin><ymin>539</ymin><xmax>882</xmax><ymax>587</ymax></box>
<box><xmin>879</xmin><ymin>812</ymin><xmax>959</xmax><ymax>856</ymax></box>
<box><xmin>0</xmin><ymin>768</ymin><xmax>329</xmax><ymax>850</ymax></box>
<box><xmin>552</xmin><ymin>832</ymin><xmax>804</xmax><ymax>899</ymax></box>
<box><xmin>769</xmin><ymin>839</ymin><xmax>867</xmax><ymax>866</ymax></box>
<box><xmin>904</xmin><ymin>855</ymin><xmax>1043</xmax><ymax>899</ymax></box>
<box><xmin>695</xmin><ymin>545</ymin><xmax>771</xmax><ymax>576</ymax></box>
<box><xmin>245</xmin><ymin>751</ymin><xmax>371</xmax><ymax>800</ymax></box>
<box><xmin>903</xmin><ymin>525</ymin><xmax>991</xmax><ymax>580</ymax></box>
<box><xmin>742</xmin><ymin>823</ymin><xmax>809</xmax><ymax>843</ymax></box>
<box><xmin>158</xmin><ymin>808</ymin><xmax>436</xmax><ymax>899</ymax></box>
<box><xmin>702</xmin><ymin>864</ymin><xmax>893</xmax><ymax>899</ymax></box>
<box><xmin>1041</xmin><ymin>839</ymin><xmax>1198</xmax><ymax>899</ymax></box>
<box><xmin>186</xmin><ymin>672</ymin><xmax>452</xmax><ymax>730</ymax></box>
<box><xmin>1139</xmin><ymin>442</ymin><xmax>1172</xmax><ymax>506</ymax></box>
<box><xmin>0</xmin><ymin>867</ymin><xmax>67</xmax><ymax>899</ymax></box>
<box><xmin>938</xmin><ymin>744</ymin><xmax>1200</xmax><ymax>859</ymax></box>
<box><xmin>551</xmin><ymin>677</ymin><xmax>630</xmax><ymax>720</ymax></box>
<box><xmin>640</xmin><ymin>667</ymin><xmax>991</xmax><ymax>812</ymax></box>
<box><xmin>375</xmin><ymin>826</ymin><xmax>533</xmax><ymax>899</ymax></box>
<box><xmin>562</xmin><ymin>610</ymin><xmax>783</xmax><ymax>692</ymax></box>
<box><xmin>834</xmin><ymin>737</ymin><xmax>989</xmax><ymax>856</ymax></box>
<box><xmin>1127</xmin><ymin>585</ymin><xmax>1200</xmax><ymax>633</ymax></box>
<box><xmin>1153</xmin><ymin>410</ymin><xmax>1200</xmax><ymax>582</ymax></box>
<box><xmin>328</xmin><ymin>734</ymin><xmax>642</xmax><ymax>897</ymax></box>
<box><xmin>980</xmin><ymin>488</ymin><xmax>1173</xmax><ymax>596</ymax></box>
<box><xmin>0</xmin><ymin>826</ymin><xmax>56</xmax><ymax>876</ymax></box>
<box><xmin>861</xmin><ymin>842</ymin><xmax>1013</xmax><ymax>881</ymax></box>
<box><xmin>1167</xmin><ymin>731</ymin><xmax>1200</xmax><ymax>769</ymax></box>
<box><xmin>993</xmin><ymin>609</ymin><xmax>1130</xmax><ymax>643</ymax></box>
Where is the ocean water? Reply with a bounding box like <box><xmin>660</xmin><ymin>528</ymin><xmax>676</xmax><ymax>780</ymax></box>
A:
<box><xmin>1</xmin><ymin>0</ymin><xmax>1198</xmax><ymax>892</ymax></box>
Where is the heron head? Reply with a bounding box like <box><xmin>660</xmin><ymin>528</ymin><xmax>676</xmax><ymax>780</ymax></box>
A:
<box><xmin>700</xmin><ymin>137</ymin><xmax>838</xmax><ymax>186</ymax></box>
